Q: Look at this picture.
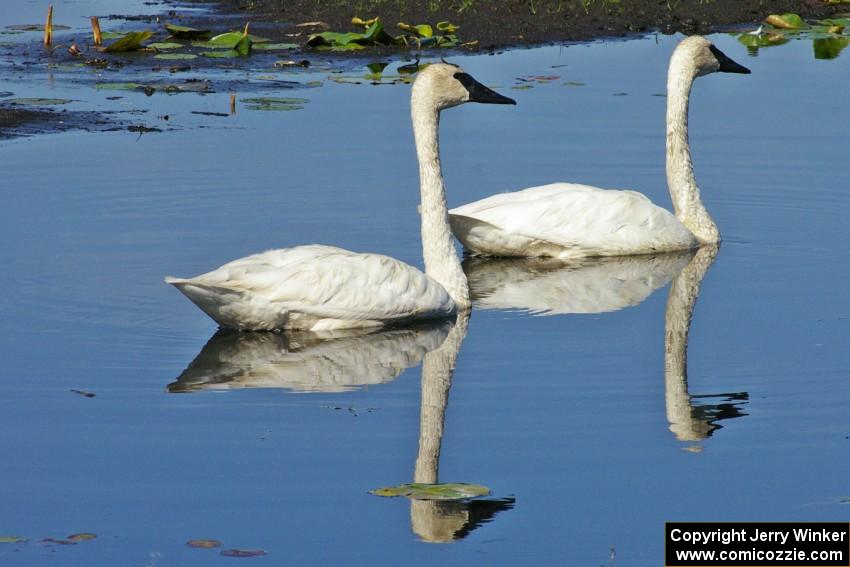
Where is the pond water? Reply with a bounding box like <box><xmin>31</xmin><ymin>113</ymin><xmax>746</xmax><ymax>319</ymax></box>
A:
<box><xmin>1</xmin><ymin>1</ymin><xmax>849</xmax><ymax>565</ymax></box>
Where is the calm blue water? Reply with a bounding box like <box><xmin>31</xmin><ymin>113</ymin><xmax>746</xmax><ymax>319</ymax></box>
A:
<box><xmin>1</xmin><ymin>1</ymin><xmax>849</xmax><ymax>564</ymax></box>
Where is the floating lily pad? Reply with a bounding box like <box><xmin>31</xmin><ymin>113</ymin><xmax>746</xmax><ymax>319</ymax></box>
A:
<box><xmin>765</xmin><ymin>13</ymin><xmax>807</xmax><ymax>29</ymax></box>
<box><xmin>202</xmin><ymin>50</ymin><xmax>240</xmax><ymax>58</ymax></box>
<box><xmin>103</xmin><ymin>31</ymin><xmax>154</xmax><ymax>53</ymax></box>
<box><xmin>164</xmin><ymin>23</ymin><xmax>211</xmax><ymax>39</ymax></box>
<box><xmin>0</xmin><ymin>536</ymin><xmax>27</xmax><ymax>544</ymax></box>
<box><xmin>207</xmin><ymin>32</ymin><xmax>262</xmax><ymax>49</ymax></box>
<box><xmin>6</xmin><ymin>97</ymin><xmax>72</xmax><ymax>105</ymax></box>
<box><xmin>6</xmin><ymin>23</ymin><xmax>70</xmax><ymax>31</ymax></box>
<box><xmin>67</xmin><ymin>533</ymin><xmax>96</xmax><ymax>542</ymax></box>
<box><xmin>100</xmin><ymin>31</ymin><xmax>126</xmax><ymax>39</ymax></box>
<box><xmin>220</xmin><ymin>549</ymin><xmax>267</xmax><ymax>557</ymax></box>
<box><xmin>95</xmin><ymin>82</ymin><xmax>143</xmax><ymax>91</ymax></box>
<box><xmin>738</xmin><ymin>32</ymin><xmax>789</xmax><ymax>49</ymax></box>
<box><xmin>369</xmin><ymin>482</ymin><xmax>491</xmax><ymax>501</ymax></box>
<box><xmin>154</xmin><ymin>53</ymin><xmax>197</xmax><ymax>60</ymax></box>
<box><xmin>187</xmin><ymin>539</ymin><xmax>222</xmax><ymax>549</ymax></box>
<box><xmin>149</xmin><ymin>42</ymin><xmax>183</xmax><ymax>50</ymax></box>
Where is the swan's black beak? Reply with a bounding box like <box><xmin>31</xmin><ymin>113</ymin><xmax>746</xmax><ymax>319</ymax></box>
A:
<box><xmin>709</xmin><ymin>45</ymin><xmax>751</xmax><ymax>74</ymax></box>
<box><xmin>454</xmin><ymin>72</ymin><xmax>517</xmax><ymax>105</ymax></box>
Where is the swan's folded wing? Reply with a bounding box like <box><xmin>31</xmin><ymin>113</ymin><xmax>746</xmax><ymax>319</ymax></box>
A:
<box><xmin>167</xmin><ymin>245</ymin><xmax>454</xmax><ymax>328</ymax></box>
<box><xmin>451</xmin><ymin>183</ymin><xmax>696</xmax><ymax>256</ymax></box>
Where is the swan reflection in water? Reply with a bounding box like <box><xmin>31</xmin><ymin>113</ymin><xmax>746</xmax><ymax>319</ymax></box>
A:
<box><xmin>168</xmin><ymin>314</ymin><xmax>514</xmax><ymax>541</ymax></box>
<box><xmin>464</xmin><ymin>246</ymin><xmax>747</xmax><ymax>445</ymax></box>
<box><xmin>409</xmin><ymin>313</ymin><xmax>515</xmax><ymax>542</ymax></box>
<box><xmin>168</xmin><ymin>322</ymin><xmax>451</xmax><ymax>393</ymax></box>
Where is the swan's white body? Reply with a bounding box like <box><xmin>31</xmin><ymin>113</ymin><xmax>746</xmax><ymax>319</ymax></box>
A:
<box><xmin>166</xmin><ymin>245</ymin><xmax>453</xmax><ymax>331</ymax></box>
<box><xmin>449</xmin><ymin>36</ymin><xmax>749</xmax><ymax>259</ymax></box>
<box><xmin>451</xmin><ymin>183</ymin><xmax>696</xmax><ymax>259</ymax></box>
<box><xmin>166</xmin><ymin>65</ymin><xmax>514</xmax><ymax>331</ymax></box>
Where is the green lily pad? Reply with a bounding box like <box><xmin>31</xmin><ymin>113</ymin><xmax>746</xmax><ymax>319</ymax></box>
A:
<box><xmin>6</xmin><ymin>97</ymin><xmax>72</xmax><ymax>105</ymax></box>
<box><xmin>153</xmin><ymin>53</ymin><xmax>197</xmax><ymax>60</ymax></box>
<box><xmin>0</xmin><ymin>536</ymin><xmax>27</xmax><ymax>544</ymax></box>
<box><xmin>369</xmin><ymin>482</ymin><xmax>491</xmax><ymax>501</ymax></box>
<box><xmin>202</xmin><ymin>50</ymin><xmax>240</xmax><ymax>58</ymax></box>
<box><xmin>208</xmin><ymin>31</ymin><xmax>250</xmax><ymax>48</ymax></box>
<box><xmin>148</xmin><ymin>42</ymin><xmax>183</xmax><ymax>50</ymax></box>
<box><xmin>164</xmin><ymin>23</ymin><xmax>211</xmax><ymax>39</ymax></box>
<box><xmin>100</xmin><ymin>31</ymin><xmax>126</xmax><ymax>39</ymax></box>
<box><xmin>814</xmin><ymin>36</ymin><xmax>850</xmax><ymax>59</ymax></box>
<box><xmin>103</xmin><ymin>30</ymin><xmax>154</xmax><ymax>52</ymax></box>
<box><xmin>95</xmin><ymin>82</ymin><xmax>143</xmax><ymax>91</ymax></box>
<box><xmin>765</xmin><ymin>13</ymin><xmax>807</xmax><ymax>29</ymax></box>
<box><xmin>738</xmin><ymin>32</ymin><xmax>789</xmax><ymax>49</ymax></box>
<box><xmin>253</xmin><ymin>42</ymin><xmax>299</xmax><ymax>50</ymax></box>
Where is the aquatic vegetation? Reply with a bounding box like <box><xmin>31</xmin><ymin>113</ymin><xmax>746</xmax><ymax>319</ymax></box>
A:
<box><xmin>102</xmin><ymin>30</ymin><xmax>154</xmax><ymax>53</ymax></box>
<box><xmin>307</xmin><ymin>16</ymin><xmax>461</xmax><ymax>51</ymax></box>
<box><xmin>737</xmin><ymin>13</ymin><xmax>850</xmax><ymax>59</ymax></box>
<box><xmin>370</xmin><ymin>482</ymin><xmax>491</xmax><ymax>500</ymax></box>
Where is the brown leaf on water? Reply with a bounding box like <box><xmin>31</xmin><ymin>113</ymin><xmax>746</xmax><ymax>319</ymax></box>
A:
<box><xmin>220</xmin><ymin>548</ymin><xmax>267</xmax><ymax>557</ymax></box>
<box><xmin>187</xmin><ymin>539</ymin><xmax>223</xmax><ymax>549</ymax></box>
<box><xmin>67</xmin><ymin>533</ymin><xmax>96</xmax><ymax>542</ymax></box>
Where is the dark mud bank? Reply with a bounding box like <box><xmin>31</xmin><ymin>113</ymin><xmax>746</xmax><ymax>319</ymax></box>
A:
<box><xmin>202</xmin><ymin>0</ymin><xmax>846</xmax><ymax>49</ymax></box>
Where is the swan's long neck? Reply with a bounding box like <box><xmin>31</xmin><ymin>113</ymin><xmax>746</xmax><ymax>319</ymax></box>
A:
<box><xmin>664</xmin><ymin>244</ymin><xmax>718</xmax><ymax>441</ymax></box>
<box><xmin>411</xmin><ymin>99</ymin><xmax>470</xmax><ymax>310</ymax></box>
<box><xmin>666</xmin><ymin>59</ymin><xmax>720</xmax><ymax>244</ymax></box>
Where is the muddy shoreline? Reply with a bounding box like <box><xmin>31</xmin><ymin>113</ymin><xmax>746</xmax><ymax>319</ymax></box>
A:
<box><xmin>199</xmin><ymin>0</ymin><xmax>846</xmax><ymax>50</ymax></box>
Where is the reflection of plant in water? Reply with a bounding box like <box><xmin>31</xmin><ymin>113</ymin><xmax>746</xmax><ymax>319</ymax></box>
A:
<box><xmin>736</xmin><ymin>13</ymin><xmax>850</xmax><ymax>59</ymax></box>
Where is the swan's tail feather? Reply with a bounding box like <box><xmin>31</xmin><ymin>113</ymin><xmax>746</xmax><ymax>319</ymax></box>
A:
<box><xmin>166</xmin><ymin>278</ymin><xmax>286</xmax><ymax>331</ymax></box>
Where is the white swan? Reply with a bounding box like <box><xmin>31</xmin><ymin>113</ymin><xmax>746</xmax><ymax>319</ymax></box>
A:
<box><xmin>449</xmin><ymin>36</ymin><xmax>750</xmax><ymax>259</ymax></box>
<box><xmin>166</xmin><ymin>64</ymin><xmax>515</xmax><ymax>331</ymax></box>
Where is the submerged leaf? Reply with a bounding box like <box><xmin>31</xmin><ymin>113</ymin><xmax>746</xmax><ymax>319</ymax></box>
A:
<box><xmin>6</xmin><ymin>23</ymin><xmax>70</xmax><ymax>31</ymax></box>
<box><xmin>220</xmin><ymin>549</ymin><xmax>267</xmax><ymax>557</ymax></box>
<box><xmin>0</xmin><ymin>536</ymin><xmax>27</xmax><ymax>544</ymax></box>
<box><xmin>102</xmin><ymin>31</ymin><xmax>154</xmax><ymax>52</ymax></box>
<box><xmin>67</xmin><ymin>533</ymin><xmax>96</xmax><ymax>542</ymax></box>
<box><xmin>369</xmin><ymin>482</ymin><xmax>491</xmax><ymax>501</ymax></box>
<box><xmin>6</xmin><ymin>97</ymin><xmax>71</xmax><ymax>105</ymax></box>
